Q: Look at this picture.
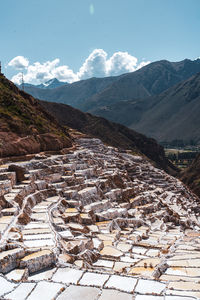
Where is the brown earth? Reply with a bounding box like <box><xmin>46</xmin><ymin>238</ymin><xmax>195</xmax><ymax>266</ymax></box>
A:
<box><xmin>0</xmin><ymin>74</ymin><xmax>72</xmax><ymax>158</ymax></box>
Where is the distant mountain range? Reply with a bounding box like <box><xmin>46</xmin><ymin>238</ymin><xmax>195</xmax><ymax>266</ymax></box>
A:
<box><xmin>18</xmin><ymin>58</ymin><xmax>200</xmax><ymax>144</ymax></box>
<box><xmin>19</xmin><ymin>78</ymin><xmax>68</xmax><ymax>90</ymax></box>
<box><xmin>21</xmin><ymin>76</ymin><xmax>118</xmax><ymax>107</ymax></box>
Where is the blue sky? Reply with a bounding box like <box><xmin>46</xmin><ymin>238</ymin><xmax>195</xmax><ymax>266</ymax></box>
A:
<box><xmin>1</xmin><ymin>0</ymin><xmax>200</xmax><ymax>84</ymax></box>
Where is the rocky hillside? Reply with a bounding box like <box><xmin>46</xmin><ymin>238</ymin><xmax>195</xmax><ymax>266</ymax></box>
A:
<box><xmin>40</xmin><ymin>100</ymin><xmax>177</xmax><ymax>175</ymax></box>
<box><xmin>181</xmin><ymin>153</ymin><xmax>200</xmax><ymax>197</ymax></box>
<box><xmin>0</xmin><ymin>74</ymin><xmax>72</xmax><ymax>157</ymax></box>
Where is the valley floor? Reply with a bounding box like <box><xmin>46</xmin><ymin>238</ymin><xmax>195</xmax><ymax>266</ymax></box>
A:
<box><xmin>0</xmin><ymin>137</ymin><xmax>200</xmax><ymax>299</ymax></box>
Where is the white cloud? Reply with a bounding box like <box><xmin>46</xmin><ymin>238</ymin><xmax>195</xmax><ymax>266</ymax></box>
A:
<box><xmin>24</xmin><ymin>59</ymin><xmax>60</xmax><ymax>83</ymax></box>
<box><xmin>106</xmin><ymin>51</ymin><xmax>138</xmax><ymax>76</ymax></box>
<box><xmin>78</xmin><ymin>49</ymin><xmax>108</xmax><ymax>79</ymax></box>
<box><xmin>52</xmin><ymin>65</ymin><xmax>78</xmax><ymax>83</ymax></box>
<box><xmin>9</xmin><ymin>50</ymin><xmax>150</xmax><ymax>85</ymax></box>
<box><xmin>11</xmin><ymin>73</ymin><xmax>24</xmax><ymax>85</ymax></box>
<box><xmin>8</xmin><ymin>56</ymin><xmax>29</xmax><ymax>70</ymax></box>
<box><xmin>136</xmin><ymin>60</ymin><xmax>151</xmax><ymax>70</ymax></box>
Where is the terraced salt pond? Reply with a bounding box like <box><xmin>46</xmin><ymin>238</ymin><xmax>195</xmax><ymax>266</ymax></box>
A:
<box><xmin>0</xmin><ymin>137</ymin><xmax>200</xmax><ymax>299</ymax></box>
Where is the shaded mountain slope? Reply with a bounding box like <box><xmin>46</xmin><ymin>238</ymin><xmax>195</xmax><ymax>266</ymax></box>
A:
<box><xmin>87</xmin><ymin>98</ymin><xmax>148</xmax><ymax>127</ymax></box>
<box><xmin>23</xmin><ymin>76</ymin><xmax>118</xmax><ymax>108</ymax></box>
<box><xmin>81</xmin><ymin>58</ymin><xmax>200</xmax><ymax>111</ymax></box>
<box><xmin>132</xmin><ymin>72</ymin><xmax>200</xmax><ymax>143</ymax></box>
<box><xmin>0</xmin><ymin>74</ymin><xmax>72</xmax><ymax>157</ymax></box>
<box><xmin>180</xmin><ymin>153</ymin><xmax>200</xmax><ymax>197</ymax></box>
<box><xmin>40</xmin><ymin>99</ymin><xmax>178</xmax><ymax>175</ymax></box>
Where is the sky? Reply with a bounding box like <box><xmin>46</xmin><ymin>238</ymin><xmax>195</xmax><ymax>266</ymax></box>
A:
<box><xmin>1</xmin><ymin>0</ymin><xmax>200</xmax><ymax>84</ymax></box>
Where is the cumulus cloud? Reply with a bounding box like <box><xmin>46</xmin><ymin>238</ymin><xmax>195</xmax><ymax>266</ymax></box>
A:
<box><xmin>11</xmin><ymin>73</ymin><xmax>24</xmax><ymax>85</ymax></box>
<box><xmin>23</xmin><ymin>59</ymin><xmax>60</xmax><ymax>83</ymax></box>
<box><xmin>8</xmin><ymin>56</ymin><xmax>29</xmax><ymax>70</ymax></box>
<box><xmin>78</xmin><ymin>49</ymin><xmax>108</xmax><ymax>79</ymax></box>
<box><xmin>8</xmin><ymin>49</ymin><xmax>150</xmax><ymax>84</ymax></box>
<box><xmin>136</xmin><ymin>60</ymin><xmax>151</xmax><ymax>70</ymax></box>
<box><xmin>11</xmin><ymin>59</ymin><xmax>77</xmax><ymax>85</ymax></box>
<box><xmin>52</xmin><ymin>65</ymin><xmax>78</xmax><ymax>83</ymax></box>
<box><xmin>106</xmin><ymin>51</ymin><xmax>138</xmax><ymax>76</ymax></box>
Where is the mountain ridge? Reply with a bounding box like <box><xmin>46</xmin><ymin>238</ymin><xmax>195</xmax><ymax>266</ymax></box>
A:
<box><xmin>18</xmin><ymin>78</ymin><xmax>68</xmax><ymax>90</ymax></box>
<box><xmin>15</xmin><ymin>58</ymin><xmax>200</xmax><ymax>145</ymax></box>
<box><xmin>20</xmin><ymin>76</ymin><xmax>119</xmax><ymax>107</ymax></box>
<box><xmin>19</xmin><ymin>58</ymin><xmax>200</xmax><ymax>112</ymax></box>
<box><xmin>91</xmin><ymin>72</ymin><xmax>200</xmax><ymax>143</ymax></box>
<box><xmin>85</xmin><ymin>58</ymin><xmax>200</xmax><ymax>112</ymax></box>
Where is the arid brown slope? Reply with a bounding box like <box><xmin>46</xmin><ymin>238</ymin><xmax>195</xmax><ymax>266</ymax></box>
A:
<box><xmin>0</xmin><ymin>74</ymin><xmax>72</xmax><ymax>157</ymax></box>
<box><xmin>180</xmin><ymin>153</ymin><xmax>200</xmax><ymax>197</ymax></box>
<box><xmin>40</xmin><ymin>100</ymin><xmax>178</xmax><ymax>175</ymax></box>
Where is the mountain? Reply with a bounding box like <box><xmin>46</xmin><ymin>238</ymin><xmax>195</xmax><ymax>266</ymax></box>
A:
<box><xmin>132</xmin><ymin>72</ymin><xmax>200</xmax><ymax>144</ymax></box>
<box><xmin>16</xmin><ymin>58</ymin><xmax>200</xmax><ymax>145</ymax></box>
<box><xmin>39</xmin><ymin>99</ymin><xmax>178</xmax><ymax>175</ymax></box>
<box><xmin>84</xmin><ymin>59</ymin><xmax>200</xmax><ymax>112</ymax></box>
<box><xmin>0</xmin><ymin>73</ymin><xmax>176</xmax><ymax>175</ymax></box>
<box><xmin>21</xmin><ymin>76</ymin><xmax>118</xmax><ymax>108</ymax></box>
<box><xmin>180</xmin><ymin>153</ymin><xmax>200</xmax><ymax>197</ymax></box>
<box><xmin>0</xmin><ymin>74</ymin><xmax>72</xmax><ymax>157</ymax></box>
<box><xmin>19</xmin><ymin>78</ymin><xmax>68</xmax><ymax>90</ymax></box>
<box><xmin>20</xmin><ymin>59</ymin><xmax>200</xmax><ymax>112</ymax></box>
<box><xmin>86</xmin><ymin>61</ymin><xmax>200</xmax><ymax>144</ymax></box>
<box><xmin>37</xmin><ymin>78</ymin><xmax>68</xmax><ymax>89</ymax></box>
